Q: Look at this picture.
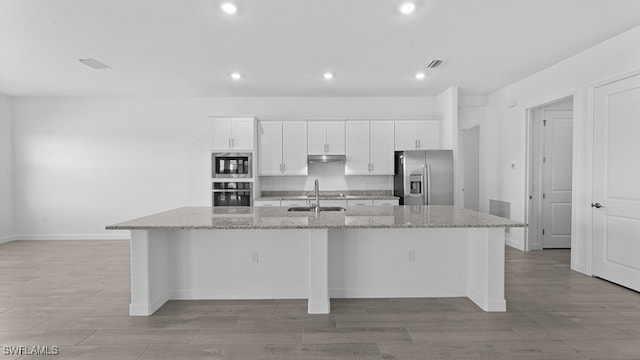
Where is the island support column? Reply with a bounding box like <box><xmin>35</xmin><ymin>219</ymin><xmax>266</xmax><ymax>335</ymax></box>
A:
<box><xmin>466</xmin><ymin>227</ymin><xmax>506</xmax><ymax>312</ymax></box>
<box><xmin>308</xmin><ymin>229</ymin><xmax>330</xmax><ymax>314</ymax></box>
<box><xmin>129</xmin><ymin>230</ymin><xmax>170</xmax><ymax>316</ymax></box>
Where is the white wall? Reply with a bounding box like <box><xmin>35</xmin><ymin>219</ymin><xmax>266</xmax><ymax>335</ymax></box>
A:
<box><xmin>12</xmin><ymin>96</ymin><xmax>437</xmax><ymax>239</ymax></box>
<box><xmin>482</xmin><ymin>24</ymin><xmax>640</xmax><ymax>273</ymax></box>
<box><xmin>0</xmin><ymin>94</ymin><xmax>14</xmax><ymax>242</ymax></box>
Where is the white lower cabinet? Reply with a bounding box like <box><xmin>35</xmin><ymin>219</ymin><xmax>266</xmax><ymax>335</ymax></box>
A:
<box><xmin>281</xmin><ymin>200</ymin><xmax>308</xmax><ymax>207</ymax></box>
<box><xmin>347</xmin><ymin>199</ymin><xmax>373</xmax><ymax>206</ymax></box>
<box><xmin>254</xmin><ymin>200</ymin><xmax>281</xmax><ymax>207</ymax></box>
<box><xmin>373</xmin><ymin>199</ymin><xmax>399</xmax><ymax>206</ymax></box>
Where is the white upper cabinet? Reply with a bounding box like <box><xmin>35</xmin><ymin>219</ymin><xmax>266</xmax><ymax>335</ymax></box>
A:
<box><xmin>307</xmin><ymin>121</ymin><xmax>345</xmax><ymax>155</ymax></box>
<box><xmin>370</xmin><ymin>121</ymin><xmax>394</xmax><ymax>175</ymax></box>
<box><xmin>258</xmin><ymin>121</ymin><xmax>283</xmax><ymax>176</ymax></box>
<box><xmin>282</xmin><ymin>122</ymin><xmax>308</xmax><ymax>175</ymax></box>
<box><xmin>345</xmin><ymin>121</ymin><xmax>370</xmax><ymax>175</ymax></box>
<box><xmin>211</xmin><ymin>117</ymin><xmax>255</xmax><ymax>151</ymax></box>
<box><xmin>394</xmin><ymin>120</ymin><xmax>441</xmax><ymax>150</ymax></box>
<box><xmin>345</xmin><ymin>120</ymin><xmax>394</xmax><ymax>175</ymax></box>
<box><xmin>258</xmin><ymin>121</ymin><xmax>307</xmax><ymax>176</ymax></box>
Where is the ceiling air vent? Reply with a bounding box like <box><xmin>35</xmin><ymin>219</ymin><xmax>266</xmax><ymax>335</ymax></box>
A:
<box><xmin>78</xmin><ymin>58</ymin><xmax>111</xmax><ymax>70</ymax></box>
<box><xmin>426</xmin><ymin>60</ymin><xmax>443</xmax><ymax>69</ymax></box>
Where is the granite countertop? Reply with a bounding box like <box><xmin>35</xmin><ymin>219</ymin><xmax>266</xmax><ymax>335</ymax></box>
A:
<box><xmin>255</xmin><ymin>190</ymin><xmax>398</xmax><ymax>201</ymax></box>
<box><xmin>106</xmin><ymin>206</ymin><xmax>526</xmax><ymax>230</ymax></box>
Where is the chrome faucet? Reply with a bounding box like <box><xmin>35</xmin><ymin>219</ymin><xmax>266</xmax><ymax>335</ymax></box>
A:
<box><xmin>313</xmin><ymin>179</ymin><xmax>320</xmax><ymax>212</ymax></box>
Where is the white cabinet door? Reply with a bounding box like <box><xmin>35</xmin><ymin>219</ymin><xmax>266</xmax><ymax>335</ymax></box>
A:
<box><xmin>281</xmin><ymin>200</ymin><xmax>308</xmax><ymax>207</ymax></box>
<box><xmin>212</xmin><ymin>119</ymin><xmax>233</xmax><ymax>150</ymax></box>
<box><xmin>417</xmin><ymin>120</ymin><xmax>441</xmax><ymax>150</ymax></box>
<box><xmin>231</xmin><ymin>118</ymin><xmax>255</xmax><ymax>150</ymax></box>
<box><xmin>373</xmin><ymin>199</ymin><xmax>399</xmax><ymax>206</ymax></box>
<box><xmin>258</xmin><ymin>121</ymin><xmax>283</xmax><ymax>176</ymax></box>
<box><xmin>394</xmin><ymin>121</ymin><xmax>418</xmax><ymax>150</ymax></box>
<box><xmin>212</xmin><ymin>118</ymin><xmax>255</xmax><ymax>150</ymax></box>
<box><xmin>326</xmin><ymin>121</ymin><xmax>345</xmax><ymax>154</ymax></box>
<box><xmin>370</xmin><ymin>121</ymin><xmax>395</xmax><ymax>175</ymax></box>
<box><xmin>308</xmin><ymin>121</ymin><xmax>345</xmax><ymax>154</ymax></box>
<box><xmin>254</xmin><ymin>200</ymin><xmax>281</xmax><ymax>207</ymax></box>
<box><xmin>347</xmin><ymin>199</ymin><xmax>373</xmax><ymax>206</ymax></box>
<box><xmin>283</xmin><ymin>121</ymin><xmax>308</xmax><ymax>175</ymax></box>
<box><xmin>345</xmin><ymin>121</ymin><xmax>371</xmax><ymax>175</ymax></box>
<box><xmin>307</xmin><ymin>121</ymin><xmax>326</xmax><ymax>155</ymax></box>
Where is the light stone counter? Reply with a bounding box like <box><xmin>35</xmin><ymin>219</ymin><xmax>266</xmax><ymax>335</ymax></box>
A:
<box><xmin>106</xmin><ymin>205</ymin><xmax>525</xmax><ymax>230</ymax></box>
<box><xmin>108</xmin><ymin>206</ymin><xmax>525</xmax><ymax>317</ymax></box>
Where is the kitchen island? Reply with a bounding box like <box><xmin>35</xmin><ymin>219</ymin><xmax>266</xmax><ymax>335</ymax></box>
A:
<box><xmin>107</xmin><ymin>206</ymin><xmax>525</xmax><ymax>316</ymax></box>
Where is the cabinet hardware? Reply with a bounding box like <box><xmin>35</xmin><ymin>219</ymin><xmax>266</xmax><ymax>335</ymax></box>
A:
<box><xmin>228</xmin><ymin>138</ymin><xmax>232</xmax><ymax>148</ymax></box>
<box><xmin>418</xmin><ymin>139</ymin><xmax>421</xmax><ymax>148</ymax></box>
<box><xmin>283</xmin><ymin>163</ymin><xmax>287</xmax><ymax>172</ymax></box>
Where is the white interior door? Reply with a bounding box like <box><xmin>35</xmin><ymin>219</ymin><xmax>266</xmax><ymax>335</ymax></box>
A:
<box><xmin>542</xmin><ymin>110</ymin><xmax>573</xmax><ymax>248</ymax></box>
<box><xmin>593</xmin><ymin>73</ymin><xmax>640</xmax><ymax>292</ymax></box>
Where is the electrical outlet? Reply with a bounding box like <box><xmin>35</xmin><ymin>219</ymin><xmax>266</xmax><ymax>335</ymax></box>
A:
<box><xmin>407</xmin><ymin>250</ymin><xmax>416</xmax><ymax>262</ymax></box>
<box><xmin>42</xmin><ymin>216</ymin><xmax>48</xmax><ymax>223</ymax></box>
<box><xmin>251</xmin><ymin>250</ymin><xmax>259</xmax><ymax>264</ymax></box>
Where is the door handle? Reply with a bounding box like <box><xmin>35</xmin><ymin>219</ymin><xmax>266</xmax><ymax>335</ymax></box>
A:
<box><xmin>591</xmin><ymin>202</ymin><xmax>603</xmax><ymax>208</ymax></box>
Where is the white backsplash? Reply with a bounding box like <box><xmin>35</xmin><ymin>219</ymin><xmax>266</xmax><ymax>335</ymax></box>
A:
<box><xmin>259</xmin><ymin>163</ymin><xmax>393</xmax><ymax>192</ymax></box>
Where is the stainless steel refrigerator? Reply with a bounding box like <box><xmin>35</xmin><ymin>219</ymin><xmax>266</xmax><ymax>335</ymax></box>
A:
<box><xmin>394</xmin><ymin>150</ymin><xmax>454</xmax><ymax>205</ymax></box>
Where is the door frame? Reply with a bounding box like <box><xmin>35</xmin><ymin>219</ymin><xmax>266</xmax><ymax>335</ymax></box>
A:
<box><xmin>524</xmin><ymin>93</ymin><xmax>576</xmax><ymax>252</ymax></box>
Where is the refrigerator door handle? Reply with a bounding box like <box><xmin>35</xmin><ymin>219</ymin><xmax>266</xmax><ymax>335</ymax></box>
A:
<box><xmin>422</xmin><ymin>165</ymin><xmax>427</xmax><ymax>204</ymax></box>
<box><xmin>425</xmin><ymin>164</ymin><xmax>432</xmax><ymax>205</ymax></box>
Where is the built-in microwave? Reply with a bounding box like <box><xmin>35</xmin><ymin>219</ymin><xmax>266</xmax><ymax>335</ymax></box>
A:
<box><xmin>212</xmin><ymin>152</ymin><xmax>252</xmax><ymax>178</ymax></box>
<box><xmin>212</xmin><ymin>181</ymin><xmax>253</xmax><ymax>207</ymax></box>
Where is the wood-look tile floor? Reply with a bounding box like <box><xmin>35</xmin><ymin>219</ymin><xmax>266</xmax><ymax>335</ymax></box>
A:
<box><xmin>1</xmin><ymin>240</ymin><xmax>639</xmax><ymax>359</ymax></box>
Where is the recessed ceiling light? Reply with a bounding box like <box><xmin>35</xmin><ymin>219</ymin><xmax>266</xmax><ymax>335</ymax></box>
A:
<box><xmin>399</xmin><ymin>2</ymin><xmax>416</xmax><ymax>14</ymax></box>
<box><xmin>415</xmin><ymin>72</ymin><xmax>426</xmax><ymax>80</ymax></box>
<box><xmin>221</xmin><ymin>2</ymin><xmax>238</xmax><ymax>14</ymax></box>
<box><xmin>230</xmin><ymin>72</ymin><xmax>241</xmax><ymax>80</ymax></box>
<box><xmin>323</xmin><ymin>72</ymin><xmax>334</xmax><ymax>80</ymax></box>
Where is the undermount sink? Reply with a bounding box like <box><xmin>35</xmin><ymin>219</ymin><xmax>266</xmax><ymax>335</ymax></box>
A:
<box><xmin>287</xmin><ymin>206</ymin><xmax>346</xmax><ymax>212</ymax></box>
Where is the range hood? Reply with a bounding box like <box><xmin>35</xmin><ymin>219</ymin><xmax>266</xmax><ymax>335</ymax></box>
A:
<box><xmin>307</xmin><ymin>155</ymin><xmax>346</xmax><ymax>164</ymax></box>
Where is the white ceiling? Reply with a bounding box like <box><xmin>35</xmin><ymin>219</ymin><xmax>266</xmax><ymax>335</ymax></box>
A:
<box><xmin>2</xmin><ymin>0</ymin><xmax>640</xmax><ymax>97</ymax></box>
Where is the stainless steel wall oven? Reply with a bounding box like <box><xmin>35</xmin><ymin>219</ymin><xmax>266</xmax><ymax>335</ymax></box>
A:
<box><xmin>212</xmin><ymin>181</ymin><xmax>253</xmax><ymax>207</ymax></box>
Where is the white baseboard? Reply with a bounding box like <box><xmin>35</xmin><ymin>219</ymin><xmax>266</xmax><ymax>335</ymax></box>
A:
<box><xmin>130</xmin><ymin>296</ymin><xmax>169</xmax><ymax>316</ymax></box>
<box><xmin>12</xmin><ymin>233</ymin><xmax>130</xmax><ymax>241</ymax></box>
<box><xmin>170</xmin><ymin>288</ymin><xmax>308</xmax><ymax>300</ymax></box>
<box><xmin>506</xmin><ymin>237</ymin><xmax>525</xmax><ymax>251</ymax></box>
<box><xmin>329</xmin><ymin>286</ymin><xmax>467</xmax><ymax>298</ymax></box>
<box><xmin>0</xmin><ymin>234</ymin><xmax>18</xmax><ymax>244</ymax></box>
